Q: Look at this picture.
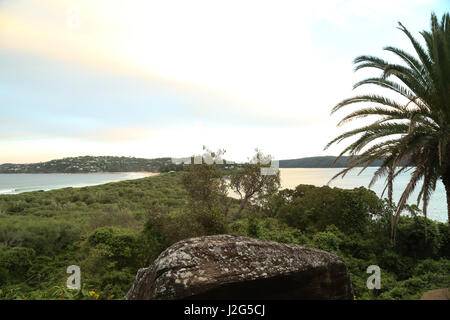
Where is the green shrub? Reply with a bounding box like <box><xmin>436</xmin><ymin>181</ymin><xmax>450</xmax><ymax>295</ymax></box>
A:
<box><xmin>275</xmin><ymin>185</ymin><xmax>383</xmax><ymax>235</ymax></box>
<box><xmin>311</xmin><ymin>229</ymin><xmax>342</xmax><ymax>253</ymax></box>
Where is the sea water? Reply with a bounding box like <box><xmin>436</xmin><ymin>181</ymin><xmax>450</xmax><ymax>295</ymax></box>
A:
<box><xmin>0</xmin><ymin>172</ymin><xmax>150</xmax><ymax>195</ymax></box>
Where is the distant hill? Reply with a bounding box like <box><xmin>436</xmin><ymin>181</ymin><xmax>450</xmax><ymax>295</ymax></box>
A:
<box><xmin>0</xmin><ymin>155</ymin><xmax>383</xmax><ymax>173</ymax></box>
<box><xmin>279</xmin><ymin>156</ymin><xmax>383</xmax><ymax>168</ymax></box>
<box><xmin>0</xmin><ymin>155</ymin><xmax>243</xmax><ymax>174</ymax></box>
<box><xmin>0</xmin><ymin>156</ymin><xmax>182</xmax><ymax>174</ymax></box>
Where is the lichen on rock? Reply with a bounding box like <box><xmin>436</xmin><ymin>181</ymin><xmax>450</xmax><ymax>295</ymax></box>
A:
<box><xmin>126</xmin><ymin>234</ymin><xmax>354</xmax><ymax>300</ymax></box>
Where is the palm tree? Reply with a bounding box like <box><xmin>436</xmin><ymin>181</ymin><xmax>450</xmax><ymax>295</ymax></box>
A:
<box><xmin>325</xmin><ymin>13</ymin><xmax>450</xmax><ymax>244</ymax></box>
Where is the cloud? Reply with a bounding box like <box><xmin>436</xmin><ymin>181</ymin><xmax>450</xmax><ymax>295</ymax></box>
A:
<box><xmin>0</xmin><ymin>0</ymin><xmax>445</xmax><ymax>163</ymax></box>
<box><xmin>79</xmin><ymin>127</ymin><xmax>154</xmax><ymax>143</ymax></box>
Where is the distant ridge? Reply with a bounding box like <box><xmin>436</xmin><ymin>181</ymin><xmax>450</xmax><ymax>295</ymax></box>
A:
<box><xmin>0</xmin><ymin>155</ymin><xmax>384</xmax><ymax>173</ymax></box>
<box><xmin>279</xmin><ymin>156</ymin><xmax>383</xmax><ymax>168</ymax></box>
<box><xmin>0</xmin><ymin>156</ymin><xmax>178</xmax><ymax>174</ymax></box>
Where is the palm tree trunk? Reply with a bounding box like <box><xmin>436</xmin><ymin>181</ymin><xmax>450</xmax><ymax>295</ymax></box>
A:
<box><xmin>442</xmin><ymin>167</ymin><xmax>450</xmax><ymax>234</ymax></box>
<box><xmin>388</xmin><ymin>166</ymin><xmax>395</xmax><ymax>246</ymax></box>
<box><xmin>423</xmin><ymin>204</ymin><xmax>428</xmax><ymax>241</ymax></box>
<box><xmin>390</xmin><ymin>221</ymin><xmax>396</xmax><ymax>247</ymax></box>
<box><xmin>392</xmin><ymin>214</ymin><xmax>400</xmax><ymax>246</ymax></box>
<box><xmin>445</xmin><ymin>184</ymin><xmax>450</xmax><ymax>234</ymax></box>
<box><xmin>388</xmin><ymin>166</ymin><xmax>393</xmax><ymax>206</ymax></box>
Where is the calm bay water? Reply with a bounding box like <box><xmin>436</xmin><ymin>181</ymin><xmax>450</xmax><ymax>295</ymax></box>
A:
<box><xmin>0</xmin><ymin>172</ymin><xmax>151</xmax><ymax>195</ymax></box>
<box><xmin>279</xmin><ymin>168</ymin><xmax>447</xmax><ymax>223</ymax></box>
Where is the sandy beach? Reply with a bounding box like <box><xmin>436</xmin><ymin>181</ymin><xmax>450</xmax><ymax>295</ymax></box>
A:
<box><xmin>0</xmin><ymin>172</ymin><xmax>161</xmax><ymax>195</ymax></box>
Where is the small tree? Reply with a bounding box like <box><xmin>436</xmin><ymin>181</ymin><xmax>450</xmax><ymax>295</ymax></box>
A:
<box><xmin>181</xmin><ymin>147</ymin><xmax>229</xmax><ymax>234</ymax></box>
<box><xmin>230</xmin><ymin>150</ymin><xmax>280</xmax><ymax>219</ymax></box>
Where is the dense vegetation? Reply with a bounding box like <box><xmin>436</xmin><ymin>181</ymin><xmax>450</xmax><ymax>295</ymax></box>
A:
<box><xmin>0</xmin><ymin>165</ymin><xmax>448</xmax><ymax>300</ymax></box>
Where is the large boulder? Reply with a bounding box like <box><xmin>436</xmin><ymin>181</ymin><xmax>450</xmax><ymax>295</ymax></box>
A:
<box><xmin>126</xmin><ymin>234</ymin><xmax>353</xmax><ymax>300</ymax></box>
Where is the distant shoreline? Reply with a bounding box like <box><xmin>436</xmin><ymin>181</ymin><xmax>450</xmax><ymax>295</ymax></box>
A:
<box><xmin>0</xmin><ymin>172</ymin><xmax>160</xmax><ymax>195</ymax></box>
<box><xmin>0</xmin><ymin>172</ymin><xmax>161</xmax><ymax>175</ymax></box>
<box><xmin>138</xmin><ymin>172</ymin><xmax>160</xmax><ymax>177</ymax></box>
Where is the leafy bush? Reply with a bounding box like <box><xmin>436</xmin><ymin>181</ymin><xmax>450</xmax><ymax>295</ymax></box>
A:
<box><xmin>395</xmin><ymin>216</ymin><xmax>445</xmax><ymax>259</ymax></box>
<box><xmin>274</xmin><ymin>185</ymin><xmax>383</xmax><ymax>234</ymax></box>
<box><xmin>311</xmin><ymin>226</ymin><xmax>343</xmax><ymax>253</ymax></box>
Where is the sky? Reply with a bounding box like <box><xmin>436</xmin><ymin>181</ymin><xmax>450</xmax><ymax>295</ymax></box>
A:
<box><xmin>0</xmin><ymin>0</ymin><xmax>448</xmax><ymax>164</ymax></box>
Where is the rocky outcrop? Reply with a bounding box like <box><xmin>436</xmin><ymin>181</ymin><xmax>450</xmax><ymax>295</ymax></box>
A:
<box><xmin>126</xmin><ymin>234</ymin><xmax>353</xmax><ymax>300</ymax></box>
